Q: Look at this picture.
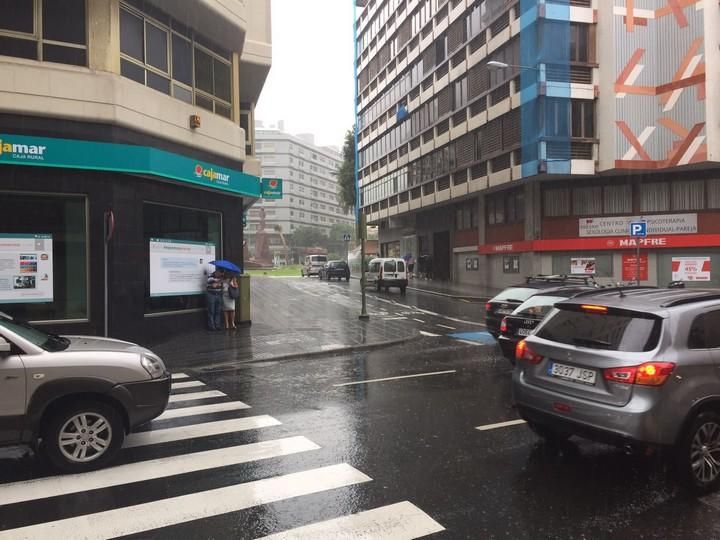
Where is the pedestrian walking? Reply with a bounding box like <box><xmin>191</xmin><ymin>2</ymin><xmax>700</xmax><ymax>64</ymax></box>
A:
<box><xmin>222</xmin><ymin>275</ymin><xmax>239</xmax><ymax>329</ymax></box>
<box><xmin>206</xmin><ymin>269</ymin><xmax>224</xmax><ymax>331</ymax></box>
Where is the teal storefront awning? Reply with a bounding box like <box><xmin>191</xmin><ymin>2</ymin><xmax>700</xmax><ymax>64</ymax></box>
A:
<box><xmin>0</xmin><ymin>133</ymin><xmax>261</xmax><ymax>198</ymax></box>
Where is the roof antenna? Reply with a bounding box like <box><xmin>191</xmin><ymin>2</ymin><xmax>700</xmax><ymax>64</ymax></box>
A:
<box><xmin>617</xmin><ymin>282</ymin><xmax>626</xmax><ymax>298</ymax></box>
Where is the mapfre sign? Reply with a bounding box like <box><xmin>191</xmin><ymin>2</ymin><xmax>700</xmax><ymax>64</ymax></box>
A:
<box><xmin>579</xmin><ymin>214</ymin><xmax>698</xmax><ymax>237</ymax></box>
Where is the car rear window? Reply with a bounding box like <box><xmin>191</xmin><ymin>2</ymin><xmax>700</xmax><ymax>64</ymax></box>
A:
<box><xmin>492</xmin><ymin>287</ymin><xmax>539</xmax><ymax>303</ymax></box>
<box><xmin>513</xmin><ymin>295</ymin><xmax>567</xmax><ymax>317</ymax></box>
<box><xmin>536</xmin><ymin>308</ymin><xmax>661</xmax><ymax>352</ymax></box>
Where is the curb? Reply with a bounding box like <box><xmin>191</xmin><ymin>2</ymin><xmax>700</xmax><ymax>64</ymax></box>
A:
<box><xmin>406</xmin><ymin>286</ymin><xmax>489</xmax><ymax>302</ymax></box>
<box><xmin>195</xmin><ymin>334</ymin><xmax>416</xmax><ymax>373</ymax></box>
<box><xmin>351</xmin><ymin>275</ymin><xmax>488</xmax><ymax>301</ymax></box>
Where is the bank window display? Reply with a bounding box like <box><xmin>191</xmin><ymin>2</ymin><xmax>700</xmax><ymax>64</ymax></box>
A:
<box><xmin>0</xmin><ymin>193</ymin><xmax>87</xmax><ymax>321</ymax></box>
<box><xmin>0</xmin><ymin>0</ymin><xmax>87</xmax><ymax>66</ymax></box>
<box><xmin>143</xmin><ymin>203</ymin><xmax>222</xmax><ymax>314</ymax></box>
<box><xmin>120</xmin><ymin>2</ymin><xmax>233</xmax><ymax>118</ymax></box>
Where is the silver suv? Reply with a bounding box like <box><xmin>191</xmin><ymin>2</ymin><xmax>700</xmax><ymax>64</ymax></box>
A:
<box><xmin>512</xmin><ymin>287</ymin><xmax>720</xmax><ymax>493</ymax></box>
<box><xmin>0</xmin><ymin>312</ymin><xmax>170</xmax><ymax>473</ymax></box>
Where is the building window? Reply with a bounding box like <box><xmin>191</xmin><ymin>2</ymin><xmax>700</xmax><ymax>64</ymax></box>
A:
<box><xmin>0</xmin><ymin>193</ymin><xmax>87</xmax><ymax>322</ymax></box>
<box><xmin>640</xmin><ymin>182</ymin><xmax>670</xmax><ymax>212</ymax></box>
<box><xmin>0</xmin><ymin>0</ymin><xmax>87</xmax><ymax>66</ymax></box>
<box><xmin>120</xmin><ymin>2</ymin><xmax>232</xmax><ymax>117</ymax></box>
<box><xmin>603</xmin><ymin>184</ymin><xmax>632</xmax><ymax>214</ymax></box>
<box><xmin>572</xmin><ymin>186</ymin><xmax>602</xmax><ymax>216</ymax></box>
<box><xmin>455</xmin><ymin>200</ymin><xmax>477</xmax><ymax>230</ymax></box>
<box><xmin>571</xmin><ymin>100</ymin><xmax>595</xmax><ymax>139</ymax></box>
<box><xmin>671</xmin><ymin>180</ymin><xmax>704</xmax><ymax>211</ymax></box>
<box><xmin>543</xmin><ymin>187</ymin><xmax>570</xmax><ymax>217</ymax></box>
<box><xmin>143</xmin><ymin>203</ymin><xmax>221</xmax><ymax>314</ymax></box>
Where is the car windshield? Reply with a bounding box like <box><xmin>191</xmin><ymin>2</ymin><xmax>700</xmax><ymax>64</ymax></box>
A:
<box><xmin>536</xmin><ymin>308</ymin><xmax>661</xmax><ymax>352</ymax></box>
<box><xmin>512</xmin><ymin>295</ymin><xmax>568</xmax><ymax>317</ymax></box>
<box><xmin>0</xmin><ymin>313</ymin><xmax>69</xmax><ymax>352</ymax></box>
<box><xmin>492</xmin><ymin>287</ymin><xmax>539</xmax><ymax>303</ymax></box>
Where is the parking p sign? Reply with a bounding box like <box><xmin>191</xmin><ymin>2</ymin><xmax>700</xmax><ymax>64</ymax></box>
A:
<box><xmin>630</xmin><ymin>221</ymin><xmax>647</xmax><ymax>237</ymax></box>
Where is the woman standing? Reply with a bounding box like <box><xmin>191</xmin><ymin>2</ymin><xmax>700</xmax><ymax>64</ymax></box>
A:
<box><xmin>222</xmin><ymin>275</ymin><xmax>238</xmax><ymax>329</ymax></box>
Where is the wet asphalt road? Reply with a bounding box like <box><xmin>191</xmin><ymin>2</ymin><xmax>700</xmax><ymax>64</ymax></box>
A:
<box><xmin>2</xmin><ymin>277</ymin><xmax>720</xmax><ymax>538</ymax></box>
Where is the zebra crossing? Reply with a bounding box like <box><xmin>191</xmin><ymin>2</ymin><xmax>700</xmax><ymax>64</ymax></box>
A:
<box><xmin>0</xmin><ymin>373</ymin><xmax>444</xmax><ymax>539</ymax></box>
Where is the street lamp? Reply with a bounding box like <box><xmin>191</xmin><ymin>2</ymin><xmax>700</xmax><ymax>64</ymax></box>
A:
<box><xmin>486</xmin><ymin>60</ymin><xmax>539</xmax><ymax>71</ymax></box>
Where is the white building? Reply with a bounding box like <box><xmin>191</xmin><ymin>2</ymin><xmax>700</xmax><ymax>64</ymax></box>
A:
<box><xmin>248</xmin><ymin>127</ymin><xmax>354</xmax><ymax>257</ymax></box>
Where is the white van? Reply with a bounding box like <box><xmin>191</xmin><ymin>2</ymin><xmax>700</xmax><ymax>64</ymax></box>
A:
<box><xmin>301</xmin><ymin>254</ymin><xmax>328</xmax><ymax>277</ymax></box>
<box><xmin>366</xmin><ymin>257</ymin><xmax>408</xmax><ymax>294</ymax></box>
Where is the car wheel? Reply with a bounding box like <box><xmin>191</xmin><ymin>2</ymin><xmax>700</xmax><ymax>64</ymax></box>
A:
<box><xmin>676</xmin><ymin>410</ymin><xmax>720</xmax><ymax>494</ymax></box>
<box><xmin>42</xmin><ymin>400</ymin><xmax>125</xmax><ymax>473</ymax></box>
<box><xmin>527</xmin><ymin>421</ymin><xmax>571</xmax><ymax>444</ymax></box>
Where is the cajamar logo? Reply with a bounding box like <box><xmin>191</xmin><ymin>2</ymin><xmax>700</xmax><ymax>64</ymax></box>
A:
<box><xmin>194</xmin><ymin>164</ymin><xmax>229</xmax><ymax>185</ymax></box>
<box><xmin>0</xmin><ymin>138</ymin><xmax>47</xmax><ymax>161</ymax></box>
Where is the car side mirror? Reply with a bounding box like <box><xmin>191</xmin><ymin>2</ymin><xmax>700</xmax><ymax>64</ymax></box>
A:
<box><xmin>0</xmin><ymin>337</ymin><xmax>11</xmax><ymax>355</ymax></box>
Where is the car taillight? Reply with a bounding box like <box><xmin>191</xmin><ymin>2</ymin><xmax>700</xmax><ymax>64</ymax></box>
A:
<box><xmin>603</xmin><ymin>362</ymin><xmax>675</xmax><ymax>386</ymax></box>
<box><xmin>500</xmin><ymin>317</ymin><xmax>508</xmax><ymax>333</ymax></box>
<box><xmin>516</xmin><ymin>340</ymin><xmax>543</xmax><ymax>364</ymax></box>
<box><xmin>485</xmin><ymin>302</ymin><xmax>492</xmax><ymax>312</ymax></box>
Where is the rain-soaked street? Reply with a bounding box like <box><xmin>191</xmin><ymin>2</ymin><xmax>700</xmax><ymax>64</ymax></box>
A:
<box><xmin>2</xmin><ymin>277</ymin><xmax>720</xmax><ymax>538</ymax></box>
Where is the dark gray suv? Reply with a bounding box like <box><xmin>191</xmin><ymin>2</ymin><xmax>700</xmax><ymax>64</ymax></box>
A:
<box><xmin>512</xmin><ymin>287</ymin><xmax>720</xmax><ymax>493</ymax></box>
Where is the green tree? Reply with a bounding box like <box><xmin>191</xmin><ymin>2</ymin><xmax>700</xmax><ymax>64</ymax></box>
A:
<box><xmin>336</xmin><ymin>127</ymin><xmax>356</xmax><ymax>214</ymax></box>
<box><xmin>289</xmin><ymin>226</ymin><xmax>328</xmax><ymax>249</ymax></box>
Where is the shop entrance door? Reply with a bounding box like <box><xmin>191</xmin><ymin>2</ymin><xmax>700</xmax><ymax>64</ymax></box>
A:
<box><xmin>433</xmin><ymin>231</ymin><xmax>451</xmax><ymax>281</ymax></box>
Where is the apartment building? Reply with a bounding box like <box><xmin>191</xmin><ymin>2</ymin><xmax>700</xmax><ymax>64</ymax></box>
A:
<box><xmin>248</xmin><ymin>128</ymin><xmax>354</xmax><ymax>257</ymax></box>
<box><xmin>0</xmin><ymin>0</ymin><xmax>271</xmax><ymax>341</ymax></box>
<box><xmin>356</xmin><ymin>0</ymin><xmax>720</xmax><ymax>291</ymax></box>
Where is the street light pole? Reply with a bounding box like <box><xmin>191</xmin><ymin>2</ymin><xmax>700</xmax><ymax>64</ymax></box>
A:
<box><xmin>354</xmin><ymin>0</ymin><xmax>369</xmax><ymax>321</ymax></box>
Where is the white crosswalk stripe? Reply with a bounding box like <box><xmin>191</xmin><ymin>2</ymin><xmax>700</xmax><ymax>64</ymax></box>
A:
<box><xmin>0</xmin><ymin>465</ymin><xmax>372</xmax><ymax>540</ymax></box>
<box><xmin>155</xmin><ymin>400</ymin><xmax>251</xmax><ymax>421</ymax></box>
<box><xmin>171</xmin><ymin>380</ymin><xmax>205</xmax><ymax>390</ymax></box>
<box><xmin>0</xmin><ymin>376</ymin><xmax>443</xmax><ymax>539</ymax></box>
<box><xmin>0</xmin><ymin>437</ymin><xmax>319</xmax><ymax>507</ymax></box>
<box><xmin>168</xmin><ymin>389</ymin><xmax>225</xmax><ymax>403</ymax></box>
<box><xmin>124</xmin><ymin>416</ymin><xmax>281</xmax><ymax>448</ymax></box>
<box><xmin>260</xmin><ymin>501</ymin><xmax>445</xmax><ymax>539</ymax></box>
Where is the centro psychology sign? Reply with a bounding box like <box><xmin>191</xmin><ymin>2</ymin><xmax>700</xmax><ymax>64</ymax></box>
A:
<box><xmin>0</xmin><ymin>133</ymin><xmax>261</xmax><ymax>198</ymax></box>
<box><xmin>579</xmin><ymin>214</ymin><xmax>697</xmax><ymax>237</ymax></box>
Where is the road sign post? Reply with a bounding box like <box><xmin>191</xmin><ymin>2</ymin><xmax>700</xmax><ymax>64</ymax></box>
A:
<box><xmin>630</xmin><ymin>220</ymin><xmax>647</xmax><ymax>285</ymax></box>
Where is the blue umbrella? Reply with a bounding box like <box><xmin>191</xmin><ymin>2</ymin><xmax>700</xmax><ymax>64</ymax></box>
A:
<box><xmin>210</xmin><ymin>260</ymin><xmax>241</xmax><ymax>273</ymax></box>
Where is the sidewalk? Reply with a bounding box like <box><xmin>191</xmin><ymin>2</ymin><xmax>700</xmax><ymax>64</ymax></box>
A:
<box><xmin>152</xmin><ymin>277</ymin><xmax>417</xmax><ymax>369</ymax></box>
<box><xmin>407</xmin><ymin>278</ymin><xmax>490</xmax><ymax>301</ymax></box>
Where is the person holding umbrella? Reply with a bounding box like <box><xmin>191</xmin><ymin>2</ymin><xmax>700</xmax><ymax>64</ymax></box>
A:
<box><xmin>209</xmin><ymin>260</ymin><xmax>242</xmax><ymax>331</ymax></box>
<box><xmin>206</xmin><ymin>267</ymin><xmax>225</xmax><ymax>331</ymax></box>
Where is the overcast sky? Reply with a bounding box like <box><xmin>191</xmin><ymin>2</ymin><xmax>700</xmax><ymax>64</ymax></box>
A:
<box><xmin>255</xmin><ymin>0</ymin><xmax>356</xmax><ymax>149</ymax></box>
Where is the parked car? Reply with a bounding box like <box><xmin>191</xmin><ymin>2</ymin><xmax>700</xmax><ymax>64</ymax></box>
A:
<box><xmin>366</xmin><ymin>257</ymin><xmax>408</xmax><ymax>294</ymax></box>
<box><xmin>0</xmin><ymin>312</ymin><xmax>170</xmax><ymax>473</ymax></box>
<box><xmin>301</xmin><ymin>254</ymin><xmax>328</xmax><ymax>277</ymax></box>
<box><xmin>319</xmin><ymin>260</ymin><xmax>350</xmax><ymax>281</ymax></box>
<box><xmin>485</xmin><ymin>275</ymin><xmax>597</xmax><ymax>338</ymax></box>
<box><xmin>512</xmin><ymin>287</ymin><xmax>720</xmax><ymax>493</ymax></box>
<box><xmin>497</xmin><ymin>285</ymin><xmax>598</xmax><ymax>363</ymax></box>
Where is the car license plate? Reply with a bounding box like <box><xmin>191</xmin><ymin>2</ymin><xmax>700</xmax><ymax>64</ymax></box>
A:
<box><xmin>548</xmin><ymin>362</ymin><xmax>596</xmax><ymax>385</ymax></box>
<box><xmin>517</xmin><ymin>327</ymin><xmax>532</xmax><ymax>336</ymax></box>
<box><xmin>496</xmin><ymin>309</ymin><xmax>513</xmax><ymax>315</ymax></box>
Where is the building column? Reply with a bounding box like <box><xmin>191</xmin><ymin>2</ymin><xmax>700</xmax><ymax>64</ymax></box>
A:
<box><xmin>524</xmin><ymin>181</ymin><xmax>543</xmax><ymax>276</ymax></box>
<box><xmin>88</xmin><ymin>0</ymin><xmax>120</xmax><ymax>74</ymax></box>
